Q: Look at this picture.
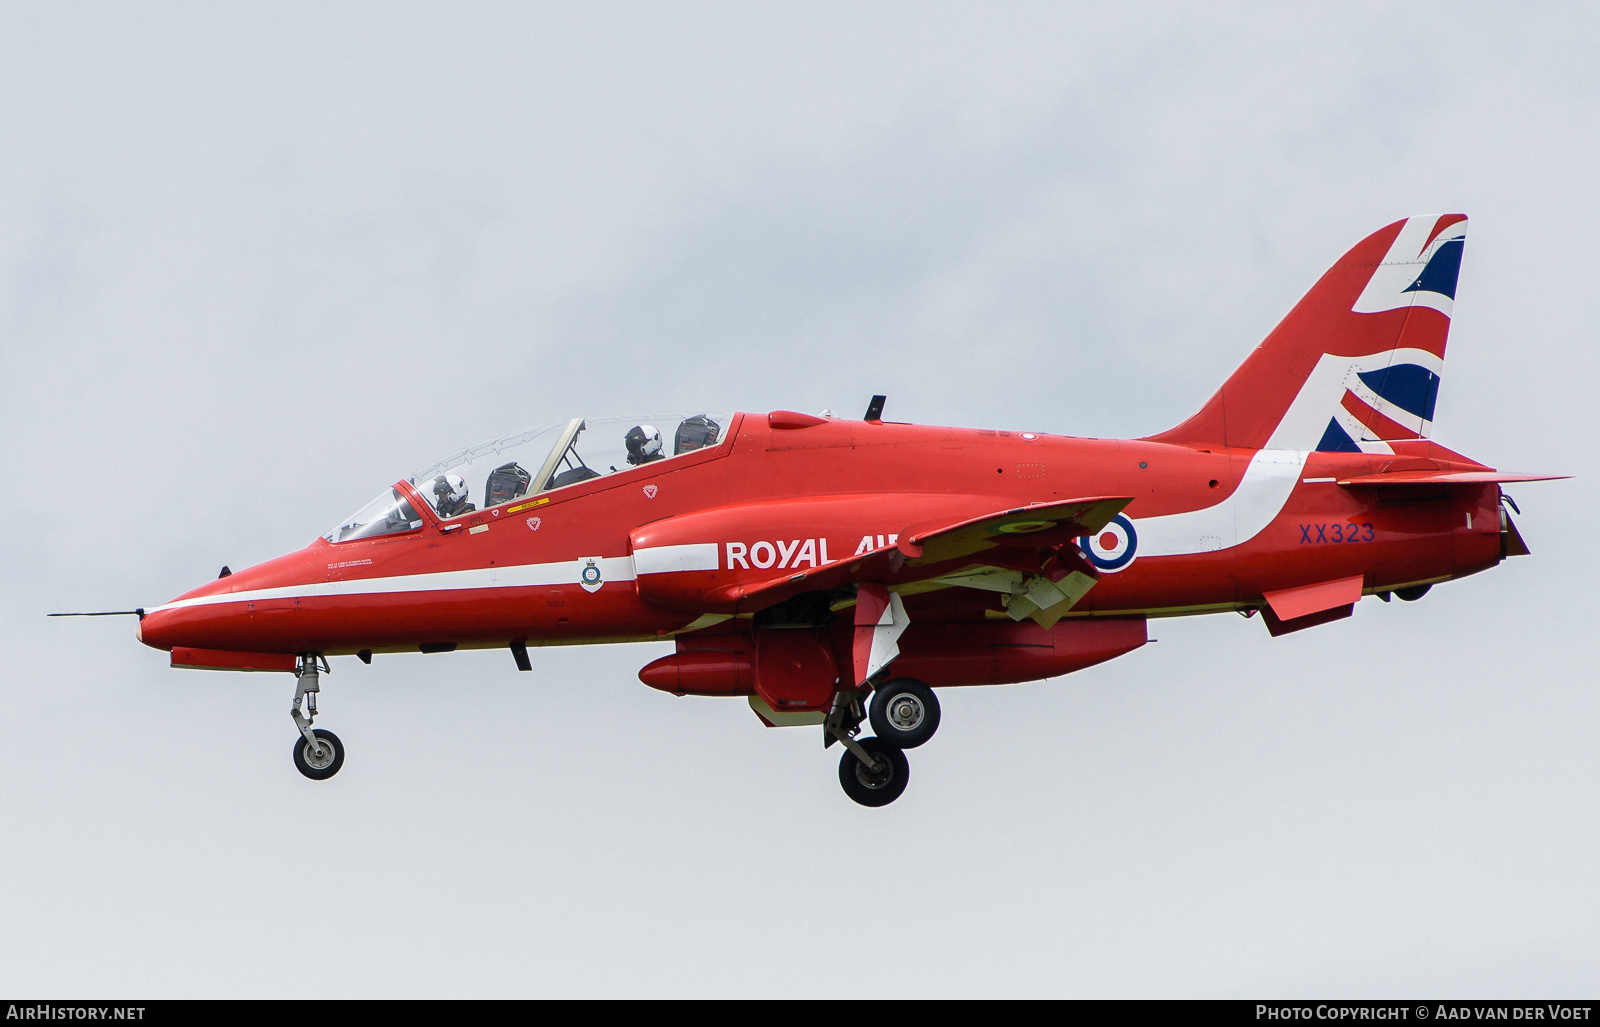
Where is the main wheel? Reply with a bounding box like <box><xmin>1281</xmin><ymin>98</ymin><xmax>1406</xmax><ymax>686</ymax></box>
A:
<box><xmin>292</xmin><ymin>728</ymin><xmax>345</xmax><ymax>781</ymax></box>
<box><xmin>869</xmin><ymin>678</ymin><xmax>940</xmax><ymax>748</ymax></box>
<box><xmin>1395</xmin><ymin>584</ymin><xmax>1432</xmax><ymax>602</ymax></box>
<box><xmin>838</xmin><ymin>737</ymin><xmax>909</xmax><ymax>807</ymax></box>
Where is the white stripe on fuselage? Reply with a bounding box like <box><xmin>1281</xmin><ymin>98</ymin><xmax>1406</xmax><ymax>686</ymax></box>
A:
<box><xmin>1126</xmin><ymin>336</ymin><xmax>1449</xmax><ymax>557</ymax></box>
<box><xmin>1136</xmin><ymin>448</ymin><xmax>1308</xmax><ymax>556</ymax></box>
<box><xmin>149</xmin><ymin>556</ymin><xmax>641</xmax><ymax>614</ymax></box>
<box><xmin>150</xmin><ymin>542</ymin><xmax>733</xmax><ymax>614</ymax></box>
<box><xmin>631</xmin><ymin>542</ymin><xmax>719</xmax><ymax>575</ymax></box>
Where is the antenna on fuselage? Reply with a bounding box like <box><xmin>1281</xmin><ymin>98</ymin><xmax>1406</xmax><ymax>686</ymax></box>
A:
<box><xmin>864</xmin><ymin>395</ymin><xmax>886</xmax><ymax>421</ymax></box>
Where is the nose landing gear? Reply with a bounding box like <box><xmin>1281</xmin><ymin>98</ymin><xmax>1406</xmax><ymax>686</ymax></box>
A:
<box><xmin>291</xmin><ymin>655</ymin><xmax>344</xmax><ymax>781</ymax></box>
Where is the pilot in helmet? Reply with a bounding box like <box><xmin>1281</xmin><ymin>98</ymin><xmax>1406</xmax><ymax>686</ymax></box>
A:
<box><xmin>625</xmin><ymin>425</ymin><xmax>665</xmax><ymax>465</ymax></box>
<box><xmin>430</xmin><ymin>474</ymin><xmax>475</xmax><ymax>517</ymax></box>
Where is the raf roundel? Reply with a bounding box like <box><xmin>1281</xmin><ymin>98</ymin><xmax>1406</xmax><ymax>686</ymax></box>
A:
<box><xmin>1079</xmin><ymin>514</ymin><xmax>1138</xmax><ymax>573</ymax></box>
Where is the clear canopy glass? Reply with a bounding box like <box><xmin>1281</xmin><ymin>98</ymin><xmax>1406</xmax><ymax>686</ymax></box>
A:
<box><xmin>323</xmin><ymin>487</ymin><xmax>425</xmax><ymax>544</ymax></box>
<box><xmin>405</xmin><ymin>411</ymin><xmax>733</xmax><ymax>521</ymax></box>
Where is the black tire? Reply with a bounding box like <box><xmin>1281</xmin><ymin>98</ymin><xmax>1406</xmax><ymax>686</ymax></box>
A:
<box><xmin>1395</xmin><ymin>584</ymin><xmax>1432</xmax><ymax>602</ymax></box>
<box><xmin>292</xmin><ymin>728</ymin><xmax>345</xmax><ymax>781</ymax></box>
<box><xmin>869</xmin><ymin>678</ymin><xmax>941</xmax><ymax>749</ymax></box>
<box><xmin>838</xmin><ymin>737</ymin><xmax>909</xmax><ymax>807</ymax></box>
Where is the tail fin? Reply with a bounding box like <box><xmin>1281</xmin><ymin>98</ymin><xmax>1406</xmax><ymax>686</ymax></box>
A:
<box><xmin>1148</xmin><ymin>214</ymin><xmax>1467</xmax><ymax>453</ymax></box>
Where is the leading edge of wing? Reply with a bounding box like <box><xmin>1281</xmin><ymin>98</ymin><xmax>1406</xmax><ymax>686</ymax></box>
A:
<box><xmin>714</xmin><ymin>495</ymin><xmax>1133</xmax><ymax>611</ymax></box>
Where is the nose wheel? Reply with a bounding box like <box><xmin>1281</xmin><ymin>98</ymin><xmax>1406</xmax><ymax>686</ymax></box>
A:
<box><xmin>290</xmin><ymin>655</ymin><xmax>345</xmax><ymax>781</ymax></box>
<box><xmin>293</xmin><ymin>728</ymin><xmax>345</xmax><ymax>780</ymax></box>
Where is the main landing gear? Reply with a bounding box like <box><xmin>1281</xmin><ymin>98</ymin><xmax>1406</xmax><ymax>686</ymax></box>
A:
<box><xmin>826</xmin><ymin>677</ymin><xmax>941</xmax><ymax>807</ymax></box>
<box><xmin>838</xmin><ymin>737</ymin><xmax>910</xmax><ymax>807</ymax></box>
<box><xmin>291</xmin><ymin>655</ymin><xmax>344</xmax><ymax>781</ymax></box>
<box><xmin>869</xmin><ymin>677</ymin><xmax>940</xmax><ymax>749</ymax></box>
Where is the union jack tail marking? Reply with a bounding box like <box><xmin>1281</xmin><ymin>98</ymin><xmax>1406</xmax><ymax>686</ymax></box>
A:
<box><xmin>1148</xmin><ymin>214</ymin><xmax>1467</xmax><ymax>454</ymax></box>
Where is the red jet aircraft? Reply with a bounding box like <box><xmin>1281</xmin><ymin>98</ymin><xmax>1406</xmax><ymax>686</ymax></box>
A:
<box><xmin>61</xmin><ymin>214</ymin><xmax>1563</xmax><ymax>805</ymax></box>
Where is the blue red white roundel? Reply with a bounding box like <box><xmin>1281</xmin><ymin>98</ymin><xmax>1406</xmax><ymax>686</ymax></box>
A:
<box><xmin>1079</xmin><ymin>514</ymin><xmax>1138</xmax><ymax>572</ymax></box>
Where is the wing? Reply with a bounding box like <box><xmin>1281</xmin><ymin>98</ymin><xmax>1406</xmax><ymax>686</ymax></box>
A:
<box><xmin>710</xmin><ymin>495</ymin><xmax>1132</xmax><ymax>626</ymax></box>
<box><xmin>899</xmin><ymin>496</ymin><xmax>1131</xmax><ymax>561</ymax></box>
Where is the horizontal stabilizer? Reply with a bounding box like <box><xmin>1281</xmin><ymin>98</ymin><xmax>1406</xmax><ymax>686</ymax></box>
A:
<box><xmin>1338</xmin><ymin>470</ymin><xmax>1568</xmax><ymax>486</ymax></box>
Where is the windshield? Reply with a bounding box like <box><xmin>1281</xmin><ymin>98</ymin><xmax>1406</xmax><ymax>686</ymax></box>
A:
<box><xmin>408</xmin><ymin>412</ymin><xmax>733</xmax><ymax>519</ymax></box>
<box><xmin>323</xmin><ymin>487</ymin><xmax>424</xmax><ymax>543</ymax></box>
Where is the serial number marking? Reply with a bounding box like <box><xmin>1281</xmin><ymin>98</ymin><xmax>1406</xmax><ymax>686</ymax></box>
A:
<box><xmin>1299</xmin><ymin>522</ymin><xmax>1375</xmax><ymax>543</ymax></box>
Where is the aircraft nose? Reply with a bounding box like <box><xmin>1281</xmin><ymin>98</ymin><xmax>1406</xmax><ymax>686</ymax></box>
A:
<box><xmin>139</xmin><ymin>547</ymin><xmax>324</xmax><ymax>655</ymax></box>
<box><xmin>138</xmin><ymin>605</ymin><xmax>177</xmax><ymax>651</ymax></box>
<box><xmin>137</xmin><ymin>600</ymin><xmax>236</xmax><ymax>652</ymax></box>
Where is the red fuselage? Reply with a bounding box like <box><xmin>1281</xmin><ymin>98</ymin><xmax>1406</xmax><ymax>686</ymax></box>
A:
<box><xmin>138</xmin><ymin>412</ymin><xmax>1505</xmax><ymax>675</ymax></box>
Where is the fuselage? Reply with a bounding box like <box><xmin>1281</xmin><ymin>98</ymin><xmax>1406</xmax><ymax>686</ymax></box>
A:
<box><xmin>138</xmin><ymin>411</ymin><xmax>1506</xmax><ymax>660</ymax></box>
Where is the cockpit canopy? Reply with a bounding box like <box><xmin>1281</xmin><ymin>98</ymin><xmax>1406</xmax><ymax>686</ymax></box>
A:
<box><xmin>324</xmin><ymin>412</ymin><xmax>732</xmax><ymax>543</ymax></box>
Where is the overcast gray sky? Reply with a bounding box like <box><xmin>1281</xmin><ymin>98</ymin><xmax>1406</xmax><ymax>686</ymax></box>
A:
<box><xmin>2</xmin><ymin>2</ymin><xmax>1596</xmax><ymax>998</ymax></box>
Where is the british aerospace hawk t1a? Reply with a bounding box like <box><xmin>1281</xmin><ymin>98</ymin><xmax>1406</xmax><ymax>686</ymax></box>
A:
<box><xmin>58</xmin><ymin>214</ymin><xmax>1564</xmax><ymax>805</ymax></box>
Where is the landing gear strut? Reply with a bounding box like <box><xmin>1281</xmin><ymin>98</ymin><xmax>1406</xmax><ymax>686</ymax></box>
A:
<box><xmin>291</xmin><ymin>655</ymin><xmax>344</xmax><ymax>780</ymax></box>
